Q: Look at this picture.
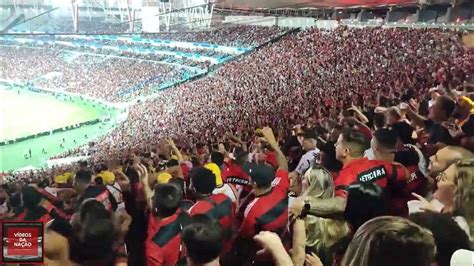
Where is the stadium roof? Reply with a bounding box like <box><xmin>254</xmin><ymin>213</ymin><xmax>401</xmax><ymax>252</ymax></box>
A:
<box><xmin>218</xmin><ymin>0</ymin><xmax>453</xmax><ymax>9</ymax></box>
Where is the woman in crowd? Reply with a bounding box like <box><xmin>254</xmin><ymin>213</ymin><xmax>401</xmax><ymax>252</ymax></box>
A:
<box><xmin>412</xmin><ymin>158</ymin><xmax>474</xmax><ymax>238</ymax></box>
<box><xmin>292</xmin><ymin>165</ymin><xmax>349</xmax><ymax>265</ymax></box>
<box><xmin>453</xmin><ymin>159</ymin><xmax>474</xmax><ymax>240</ymax></box>
<box><xmin>342</xmin><ymin>216</ymin><xmax>436</xmax><ymax>266</ymax></box>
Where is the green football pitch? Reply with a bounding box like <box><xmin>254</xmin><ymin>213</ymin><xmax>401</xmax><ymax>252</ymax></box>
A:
<box><xmin>0</xmin><ymin>86</ymin><xmax>119</xmax><ymax>171</ymax></box>
<box><xmin>0</xmin><ymin>88</ymin><xmax>104</xmax><ymax>142</ymax></box>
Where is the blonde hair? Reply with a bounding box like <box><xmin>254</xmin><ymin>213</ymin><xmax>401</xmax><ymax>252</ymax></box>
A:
<box><xmin>455</xmin><ymin>159</ymin><xmax>474</xmax><ymax>239</ymax></box>
<box><xmin>343</xmin><ymin>216</ymin><xmax>436</xmax><ymax>266</ymax></box>
<box><xmin>303</xmin><ymin>166</ymin><xmax>349</xmax><ymax>249</ymax></box>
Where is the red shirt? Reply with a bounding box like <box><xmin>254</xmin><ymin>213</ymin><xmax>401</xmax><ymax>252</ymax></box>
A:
<box><xmin>146</xmin><ymin>212</ymin><xmax>187</xmax><ymax>266</ymax></box>
<box><xmin>188</xmin><ymin>194</ymin><xmax>234</xmax><ymax>253</ymax></box>
<box><xmin>222</xmin><ymin>160</ymin><xmax>253</xmax><ymax>207</ymax></box>
<box><xmin>12</xmin><ymin>198</ymin><xmax>70</xmax><ymax>223</ymax></box>
<box><xmin>395</xmin><ymin>145</ymin><xmax>429</xmax><ymax>196</ymax></box>
<box><xmin>239</xmin><ymin>169</ymin><xmax>290</xmax><ymax>238</ymax></box>
<box><xmin>264</xmin><ymin>151</ymin><xmax>278</xmax><ymax>168</ymax></box>
<box><xmin>222</xmin><ymin>161</ymin><xmax>251</xmax><ymax>186</ymax></box>
<box><xmin>13</xmin><ymin>210</ymin><xmax>52</xmax><ymax>223</ymax></box>
<box><xmin>335</xmin><ymin>158</ymin><xmax>409</xmax><ymax>216</ymax></box>
<box><xmin>37</xmin><ymin>188</ymin><xmax>61</xmax><ymax>205</ymax></box>
<box><xmin>180</xmin><ymin>163</ymin><xmax>190</xmax><ymax>180</ymax></box>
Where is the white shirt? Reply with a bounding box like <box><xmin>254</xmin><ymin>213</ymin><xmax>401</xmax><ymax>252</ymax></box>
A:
<box><xmin>364</xmin><ymin>148</ymin><xmax>376</xmax><ymax>160</ymax></box>
<box><xmin>107</xmin><ymin>182</ymin><xmax>125</xmax><ymax>211</ymax></box>
<box><xmin>213</xmin><ymin>183</ymin><xmax>238</xmax><ymax>204</ymax></box>
<box><xmin>295</xmin><ymin>149</ymin><xmax>321</xmax><ymax>175</ymax></box>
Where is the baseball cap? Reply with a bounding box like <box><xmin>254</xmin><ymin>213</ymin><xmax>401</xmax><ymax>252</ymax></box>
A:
<box><xmin>96</xmin><ymin>170</ymin><xmax>116</xmax><ymax>185</ymax></box>
<box><xmin>458</xmin><ymin>96</ymin><xmax>474</xmax><ymax>110</ymax></box>
<box><xmin>157</xmin><ymin>172</ymin><xmax>173</xmax><ymax>184</ymax></box>
<box><xmin>54</xmin><ymin>172</ymin><xmax>73</xmax><ymax>184</ymax></box>
<box><xmin>204</xmin><ymin>163</ymin><xmax>223</xmax><ymax>187</ymax></box>
<box><xmin>391</xmin><ymin>122</ymin><xmax>416</xmax><ymax>145</ymax></box>
<box><xmin>243</xmin><ymin>163</ymin><xmax>275</xmax><ymax>188</ymax></box>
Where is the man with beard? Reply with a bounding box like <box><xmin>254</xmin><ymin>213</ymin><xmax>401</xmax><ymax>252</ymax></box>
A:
<box><xmin>442</xmin><ymin>96</ymin><xmax>474</xmax><ymax>152</ymax></box>
<box><xmin>427</xmin><ymin>146</ymin><xmax>473</xmax><ymax>178</ymax></box>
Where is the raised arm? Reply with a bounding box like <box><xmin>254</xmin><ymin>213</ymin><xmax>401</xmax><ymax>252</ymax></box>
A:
<box><xmin>114</xmin><ymin>170</ymin><xmax>131</xmax><ymax>192</ymax></box>
<box><xmin>349</xmin><ymin>105</ymin><xmax>369</xmax><ymax>125</ymax></box>
<box><xmin>166</xmin><ymin>138</ymin><xmax>183</xmax><ymax>162</ymax></box>
<box><xmin>137</xmin><ymin>163</ymin><xmax>153</xmax><ymax>210</ymax></box>
<box><xmin>227</xmin><ymin>133</ymin><xmax>248</xmax><ymax>151</ymax></box>
<box><xmin>403</xmin><ymin>104</ymin><xmax>427</xmax><ymax>128</ymax></box>
<box><xmin>261</xmin><ymin>127</ymin><xmax>288</xmax><ymax>171</ymax></box>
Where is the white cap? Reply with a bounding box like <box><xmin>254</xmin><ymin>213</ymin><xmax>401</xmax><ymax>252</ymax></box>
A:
<box><xmin>451</xmin><ymin>249</ymin><xmax>473</xmax><ymax>266</ymax></box>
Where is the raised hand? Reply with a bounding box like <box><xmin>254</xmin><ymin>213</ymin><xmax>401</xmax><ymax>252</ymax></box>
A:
<box><xmin>165</xmin><ymin>138</ymin><xmax>176</xmax><ymax>147</ymax></box>
<box><xmin>411</xmin><ymin>193</ymin><xmax>443</xmax><ymax>213</ymax></box>
<box><xmin>261</xmin><ymin>127</ymin><xmax>277</xmax><ymax>145</ymax></box>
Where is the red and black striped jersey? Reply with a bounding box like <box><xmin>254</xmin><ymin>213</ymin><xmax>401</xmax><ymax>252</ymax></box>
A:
<box><xmin>239</xmin><ymin>169</ymin><xmax>290</xmax><ymax>239</ymax></box>
<box><xmin>146</xmin><ymin>212</ymin><xmax>189</xmax><ymax>266</ymax></box>
<box><xmin>395</xmin><ymin>144</ymin><xmax>429</xmax><ymax>196</ymax></box>
<box><xmin>188</xmin><ymin>194</ymin><xmax>234</xmax><ymax>254</ymax></box>
<box><xmin>335</xmin><ymin>158</ymin><xmax>408</xmax><ymax>197</ymax></box>
<box><xmin>335</xmin><ymin>157</ymin><xmax>409</xmax><ymax>216</ymax></box>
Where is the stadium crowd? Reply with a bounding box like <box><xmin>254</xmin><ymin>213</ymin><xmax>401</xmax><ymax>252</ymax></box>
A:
<box><xmin>7</xmin><ymin>35</ymin><xmax>233</xmax><ymax>60</ymax></box>
<box><xmin>12</xmin><ymin>17</ymin><xmax>131</xmax><ymax>34</ymax></box>
<box><xmin>72</xmin><ymin>38</ymin><xmax>233</xmax><ymax>58</ymax></box>
<box><xmin>0</xmin><ymin>26</ymin><xmax>473</xmax><ymax>266</ymax></box>
<box><xmin>78</xmin><ymin>27</ymin><xmax>473</xmax><ymax>155</ymax></box>
<box><xmin>143</xmin><ymin>25</ymin><xmax>288</xmax><ymax>47</ymax></box>
<box><xmin>0</xmin><ymin>46</ymin><xmax>191</xmax><ymax>102</ymax></box>
<box><xmin>1</xmin><ymin>25</ymin><xmax>288</xmax><ymax>103</ymax></box>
